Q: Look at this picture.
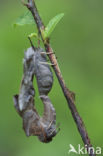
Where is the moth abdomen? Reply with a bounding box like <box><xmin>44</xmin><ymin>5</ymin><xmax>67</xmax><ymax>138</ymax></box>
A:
<box><xmin>34</xmin><ymin>48</ymin><xmax>53</xmax><ymax>95</ymax></box>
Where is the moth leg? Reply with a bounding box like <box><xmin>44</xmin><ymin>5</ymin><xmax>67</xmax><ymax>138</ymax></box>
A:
<box><xmin>50</xmin><ymin>63</ymin><xmax>57</xmax><ymax>67</ymax></box>
<box><xmin>49</xmin><ymin>128</ymin><xmax>56</xmax><ymax>136</ymax></box>
<box><xmin>40</xmin><ymin>52</ymin><xmax>58</xmax><ymax>60</ymax></box>
<box><xmin>47</xmin><ymin>120</ymin><xmax>54</xmax><ymax>130</ymax></box>
<box><xmin>39</xmin><ymin>61</ymin><xmax>57</xmax><ymax>66</ymax></box>
<box><xmin>49</xmin><ymin>126</ymin><xmax>60</xmax><ymax>136</ymax></box>
<box><xmin>46</xmin><ymin>120</ymin><xmax>60</xmax><ymax>136</ymax></box>
<box><xmin>49</xmin><ymin>63</ymin><xmax>57</xmax><ymax>66</ymax></box>
<box><xmin>47</xmin><ymin>119</ymin><xmax>57</xmax><ymax>130</ymax></box>
<box><xmin>40</xmin><ymin>52</ymin><xmax>54</xmax><ymax>55</ymax></box>
<box><xmin>48</xmin><ymin>122</ymin><xmax>60</xmax><ymax>136</ymax></box>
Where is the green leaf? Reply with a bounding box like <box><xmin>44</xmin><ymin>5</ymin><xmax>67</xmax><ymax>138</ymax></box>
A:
<box><xmin>44</xmin><ymin>13</ymin><xmax>64</xmax><ymax>39</ymax></box>
<box><xmin>28</xmin><ymin>32</ymin><xmax>42</xmax><ymax>42</ymax></box>
<box><xmin>13</xmin><ymin>11</ymin><xmax>34</xmax><ymax>27</ymax></box>
<box><xmin>28</xmin><ymin>32</ymin><xmax>38</xmax><ymax>38</ymax></box>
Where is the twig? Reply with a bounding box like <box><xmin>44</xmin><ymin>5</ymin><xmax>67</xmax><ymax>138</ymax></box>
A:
<box><xmin>24</xmin><ymin>0</ymin><xmax>96</xmax><ymax>155</ymax></box>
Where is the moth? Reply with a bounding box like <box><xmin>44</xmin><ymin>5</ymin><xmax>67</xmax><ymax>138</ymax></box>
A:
<box><xmin>13</xmin><ymin>46</ymin><xmax>59</xmax><ymax>143</ymax></box>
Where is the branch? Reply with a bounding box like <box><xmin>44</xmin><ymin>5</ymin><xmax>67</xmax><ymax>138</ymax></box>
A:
<box><xmin>24</xmin><ymin>0</ymin><xmax>96</xmax><ymax>155</ymax></box>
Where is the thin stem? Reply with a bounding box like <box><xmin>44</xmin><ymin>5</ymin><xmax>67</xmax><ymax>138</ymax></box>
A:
<box><xmin>25</xmin><ymin>0</ymin><xmax>96</xmax><ymax>155</ymax></box>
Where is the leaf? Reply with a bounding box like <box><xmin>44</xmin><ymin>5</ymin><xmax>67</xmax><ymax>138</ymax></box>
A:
<box><xmin>28</xmin><ymin>32</ymin><xmax>38</xmax><ymax>38</ymax></box>
<box><xmin>13</xmin><ymin>11</ymin><xmax>34</xmax><ymax>27</ymax></box>
<box><xmin>28</xmin><ymin>32</ymin><xmax>42</xmax><ymax>41</ymax></box>
<box><xmin>44</xmin><ymin>13</ymin><xmax>64</xmax><ymax>39</ymax></box>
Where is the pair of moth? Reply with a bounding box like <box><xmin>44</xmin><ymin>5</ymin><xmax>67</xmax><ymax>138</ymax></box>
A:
<box><xmin>13</xmin><ymin>43</ymin><xmax>59</xmax><ymax>143</ymax></box>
